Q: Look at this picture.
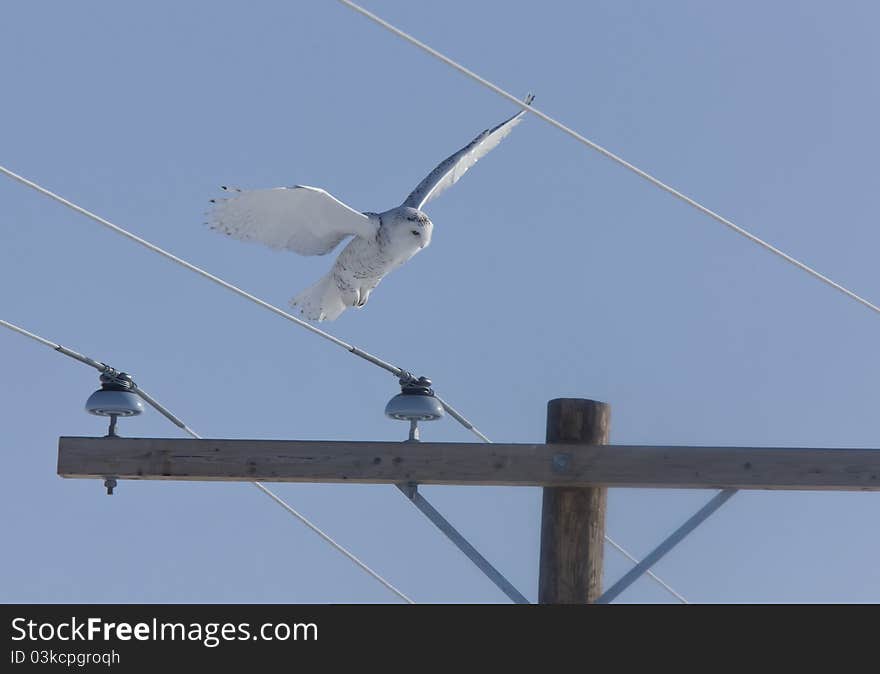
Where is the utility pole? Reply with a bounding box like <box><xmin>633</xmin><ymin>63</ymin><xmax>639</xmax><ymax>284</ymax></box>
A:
<box><xmin>57</xmin><ymin>397</ymin><xmax>880</xmax><ymax>603</ymax></box>
<box><xmin>539</xmin><ymin>399</ymin><xmax>610</xmax><ymax>604</ymax></box>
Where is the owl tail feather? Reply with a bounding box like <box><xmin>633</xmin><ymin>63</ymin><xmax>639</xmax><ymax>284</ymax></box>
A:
<box><xmin>289</xmin><ymin>273</ymin><xmax>347</xmax><ymax>322</ymax></box>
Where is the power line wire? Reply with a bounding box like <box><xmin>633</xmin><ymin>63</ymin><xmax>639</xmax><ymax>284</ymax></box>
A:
<box><xmin>4</xmin><ymin>311</ymin><xmax>683</xmax><ymax>602</ymax></box>
<box><xmin>2</xmin><ymin>4</ymin><xmax>869</xmax><ymax>604</ymax></box>
<box><xmin>335</xmin><ymin>0</ymin><xmax>880</xmax><ymax>318</ymax></box>
<box><xmin>3</xmin><ymin>316</ymin><xmax>521</xmax><ymax>604</ymax></box>
<box><xmin>2</xmin><ymin>312</ymin><xmax>527</xmax><ymax>602</ymax></box>
<box><xmin>598</xmin><ymin>489</ymin><xmax>735</xmax><ymax>604</ymax></box>
<box><xmin>0</xmin><ymin>164</ymin><xmax>488</xmax><ymax>443</ymax></box>
<box><xmin>0</xmin><ymin>164</ymin><xmax>524</xmax><ymax>599</ymax></box>
<box><xmin>604</xmin><ymin>533</ymin><xmax>688</xmax><ymax>604</ymax></box>
<box><xmin>0</xmin><ymin>319</ymin><xmax>58</xmax><ymax>348</ymax></box>
<box><xmin>0</xmin><ymin>177</ymin><xmax>684</xmax><ymax>605</ymax></box>
<box><xmin>0</xmin><ymin>317</ymin><xmax>414</xmax><ymax>604</ymax></box>
<box><xmin>469</xmin><ymin>423</ymin><xmax>687</xmax><ymax>604</ymax></box>
<box><xmin>335</xmin><ymin>0</ymin><xmax>880</xmax><ymax>603</ymax></box>
<box><xmin>0</xmin><ymin>20</ymin><xmax>680</xmax><ymax>600</ymax></box>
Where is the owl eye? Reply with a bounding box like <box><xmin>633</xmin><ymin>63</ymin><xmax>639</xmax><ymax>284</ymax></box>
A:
<box><xmin>410</xmin><ymin>230</ymin><xmax>420</xmax><ymax>236</ymax></box>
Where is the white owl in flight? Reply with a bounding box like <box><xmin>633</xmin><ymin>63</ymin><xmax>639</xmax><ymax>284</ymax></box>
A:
<box><xmin>208</xmin><ymin>95</ymin><xmax>533</xmax><ymax>321</ymax></box>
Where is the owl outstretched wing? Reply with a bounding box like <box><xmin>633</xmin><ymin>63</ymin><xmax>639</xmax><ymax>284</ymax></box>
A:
<box><xmin>208</xmin><ymin>185</ymin><xmax>377</xmax><ymax>256</ymax></box>
<box><xmin>402</xmin><ymin>94</ymin><xmax>533</xmax><ymax>211</ymax></box>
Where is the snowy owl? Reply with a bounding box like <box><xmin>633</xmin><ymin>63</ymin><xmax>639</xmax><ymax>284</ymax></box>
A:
<box><xmin>208</xmin><ymin>95</ymin><xmax>533</xmax><ymax>321</ymax></box>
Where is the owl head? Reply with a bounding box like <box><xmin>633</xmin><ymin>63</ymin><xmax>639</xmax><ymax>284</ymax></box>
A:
<box><xmin>386</xmin><ymin>206</ymin><xmax>433</xmax><ymax>256</ymax></box>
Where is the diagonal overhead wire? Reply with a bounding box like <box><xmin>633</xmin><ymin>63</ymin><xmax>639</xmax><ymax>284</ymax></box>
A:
<box><xmin>0</xmin><ymin>164</ymin><xmax>487</xmax><ymax>443</ymax></box>
<box><xmin>604</xmin><ymin>534</ymin><xmax>689</xmax><ymax>604</ymax></box>
<box><xmin>598</xmin><ymin>489</ymin><xmax>734</xmax><ymax>604</ymax></box>
<box><xmin>1</xmin><ymin>9</ymin><xmax>688</xmax><ymax>599</ymax></box>
<box><xmin>2</xmin><ymin>288</ymin><xmax>685</xmax><ymax>605</ymax></box>
<box><xmin>2</xmin><ymin>314</ymin><xmax>526</xmax><ymax>602</ymax></box>
<box><xmin>331</xmin><ymin>0</ymin><xmax>880</xmax><ymax>603</ymax></box>
<box><xmin>0</xmin><ymin>317</ymin><xmax>415</xmax><ymax>604</ymax></box>
<box><xmin>467</xmin><ymin>425</ymin><xmax>686</xmax><ymax>604</ymax></box>
<box><xmin>0</xmin><ymin>163</ymin><xmax>532</xmax><ymax>599</ymax></box>
<box><xmin>335</xmin><ymin>0</ymin><xmax>880</xmax><ymax>318</ymax></box>
<box><xmin>0</xmin><ymin>164</ymin><xmax>684</xmax><ymax>603</ymax></box>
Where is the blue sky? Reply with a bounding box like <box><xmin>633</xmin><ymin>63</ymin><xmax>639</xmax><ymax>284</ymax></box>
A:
<box><xmin>2</xmin><ymin>1</ymin><xmax>879</xmax><ymax>603</ymax></box>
